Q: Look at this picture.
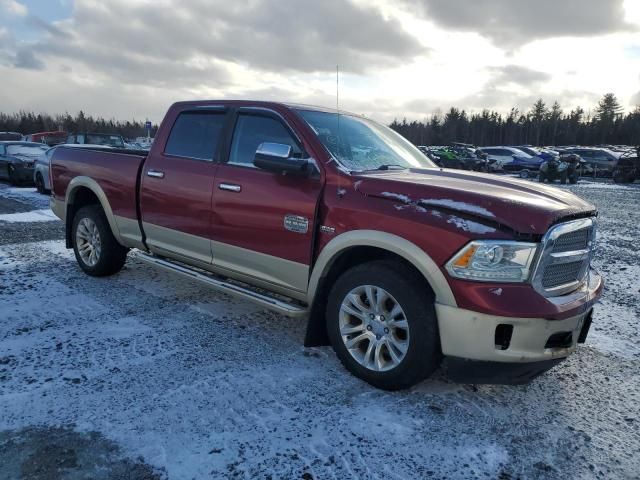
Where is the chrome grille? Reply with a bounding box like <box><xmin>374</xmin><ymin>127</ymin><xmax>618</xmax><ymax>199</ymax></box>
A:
<box><xmin>552</xmin><ymin>229</ymin><xmax>590</xmax><ymax>253</ymax></box>
<box><xmin>541</xmin><ymin>261</ymin><xmax>584</xmax><ymax>288</ymax></box>
<box><xmin>532</xmin><ymin>218</ymin><xmax>595</xmax><ymax>296</ymax></box>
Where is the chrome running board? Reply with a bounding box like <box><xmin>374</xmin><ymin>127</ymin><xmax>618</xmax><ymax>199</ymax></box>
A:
<box><xmin>136</xmin><ymin>252</ymin><xmax>309</xmax><ymax>318</ymax></box>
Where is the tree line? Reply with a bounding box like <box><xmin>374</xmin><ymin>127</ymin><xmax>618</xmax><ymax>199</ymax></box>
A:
<box><xmin>390</xmin><ymin>93</ymin><xmax>640</xmax><ymax>147</ymax></box>
<box><xmin>1</xmin><ymin>93</ymin><xmax>638</xmax><ymax>146</ymax></box>
<box><xmin>0</xmin><ymin>111</ymin><xmax>157</xmax><ymax>139</ymax></box>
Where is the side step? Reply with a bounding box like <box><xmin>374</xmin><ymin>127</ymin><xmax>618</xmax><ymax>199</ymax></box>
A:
<box><xmin>136</xmin><ymin>252</ymin><xmax>309</xmax><ymax>318</ymax></box>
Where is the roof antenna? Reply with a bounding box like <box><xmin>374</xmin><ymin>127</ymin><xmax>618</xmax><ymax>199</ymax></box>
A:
<box><xmin>336</xmin><ymin>64</ymin><xmax>346</xmax><ymax>198</ymax></box>
<box><xmin>336</xmin><ymin>64</ymin><xmax>341</xmax><ymax>160</ymax></box>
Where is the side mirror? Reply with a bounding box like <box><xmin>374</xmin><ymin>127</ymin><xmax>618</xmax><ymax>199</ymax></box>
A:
<box><xmin>254</xmin><ymin>142</ymin><xmax>309</xmax><ymax>175</ymax></box>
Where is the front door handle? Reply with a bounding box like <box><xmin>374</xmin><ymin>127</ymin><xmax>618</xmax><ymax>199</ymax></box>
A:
<box><xmin>147</xmin><ymin>169</ymin><xmax>165</xmax><ymax>179</ymax></box>
<box><xmin>218</xmin><ymin>183</ymin><xmax>241</xmax><ymax>192</ymax></box>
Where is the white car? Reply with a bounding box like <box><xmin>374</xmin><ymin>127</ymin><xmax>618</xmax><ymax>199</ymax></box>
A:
<box><xmin>477</xmin><ymin>146</ymin><xmax>533</xmax><ymax>171</ymax></box>
<box><xmin>33</xmin><ymin>144</ymin><xmax>113</xmax><ymax>194</ymax></box>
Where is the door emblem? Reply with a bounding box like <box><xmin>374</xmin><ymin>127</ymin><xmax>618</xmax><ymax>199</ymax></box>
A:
<box><xmin>284</xmin><ymin>215</ymin><xmax>309</xmax><ymax>234</ymax></box>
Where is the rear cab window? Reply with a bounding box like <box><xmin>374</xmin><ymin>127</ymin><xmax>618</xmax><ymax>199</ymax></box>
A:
<box><xmin>164</xmin><ymin>111</ymin><xmax>227</xmax><ymax>161</ymax></box>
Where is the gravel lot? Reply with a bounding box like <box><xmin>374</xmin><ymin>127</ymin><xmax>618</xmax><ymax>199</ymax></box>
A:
<box><xmin>0</xmin><ymin>181</ymin><xmax>639</xmax><ymax>479</ymax></box>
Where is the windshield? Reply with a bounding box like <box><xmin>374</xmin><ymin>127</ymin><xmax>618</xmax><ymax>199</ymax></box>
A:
<box><xmin>86</xmin><ymin>134</ymin><xmax>124</xmax><ymax>148</ymax></box>
<box><xmin>297</xmin><ymin>110</ymin><xmax>436</xmax><ymax>171</ymax></box>
<box><xmin>7</xmin><ymin>144</ymin><xmax>49</xmax><ymax>156</ymax></box>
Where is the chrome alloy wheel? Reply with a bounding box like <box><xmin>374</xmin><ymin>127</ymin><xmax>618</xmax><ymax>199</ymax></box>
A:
<box><xmin>339</xmin><ymin>285</ymin><xmax>410</xmax><ymax>372</ymax></box>
<box><xmin>76</xmin><ymin>217</ymin><xmax>102</xmax><ymax>267</ymax></box>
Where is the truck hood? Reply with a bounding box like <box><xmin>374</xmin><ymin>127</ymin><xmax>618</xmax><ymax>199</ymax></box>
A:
<box><xmin>353</xmin><ymin>168</ymin><xmax>596</xmax><ymax>235</ymax></box>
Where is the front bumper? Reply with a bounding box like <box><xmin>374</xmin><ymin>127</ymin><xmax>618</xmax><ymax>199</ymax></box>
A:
<box><xmin>437</xmin><ymin>305</ymin><xmax>593</xmax><ymax>384</ymax></box>
<box><xmin>437</xmin><ymin>304</ymin><xmax>592</xmax><ymax>363</ymax></box>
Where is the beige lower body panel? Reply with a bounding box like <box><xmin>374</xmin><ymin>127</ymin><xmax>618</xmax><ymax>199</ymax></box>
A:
<box><xmin>436</xmin><ymin>304</ymin><xmax>588</xmax><ymax>363</ymax></box>
<box><xmin>211</xmin><ymin>240</ymin><xmax>308</xmax><ymax>294</ymax></box>
<box><xmin>143</xmin><ymin>222</ymin><xmax>212</xmax><ymax>265</ymax></box>
<box><xmin>115</xmin><ymin>215</ymin><xmax>144</xmax><ymax>249</ymax></box>
<box><xmin>140</xmin><ymin>222</ymin><xmax>308</xmax><ymax>300</ymax></box>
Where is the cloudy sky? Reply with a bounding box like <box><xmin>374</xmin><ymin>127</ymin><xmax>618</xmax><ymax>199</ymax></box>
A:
<box><xmin>0</xmin><ymin>0</ymin><xmax>639</xmax><ymax>123</ymax></box>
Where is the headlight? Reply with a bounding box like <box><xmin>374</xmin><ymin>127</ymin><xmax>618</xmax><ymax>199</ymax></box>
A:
<box><xmin>445</xmin><ymin>241</ymin><xmax>538</xmax><ymax>282</ymax></box>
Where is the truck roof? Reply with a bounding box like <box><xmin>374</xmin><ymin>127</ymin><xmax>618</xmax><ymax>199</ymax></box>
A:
<box><xmin>169</xmin><ymin>100</ymin><xmax>361</xmax><ymax>117</ymax></box>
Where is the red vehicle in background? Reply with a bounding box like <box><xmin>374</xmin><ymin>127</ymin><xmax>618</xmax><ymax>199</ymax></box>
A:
<box><xmin>49</xmin><ymin>100</ymin><xmax>603</xmax><ymax>390</ymax></box>
<box><xmin>25</xmin><ymin>131</ymin><xmax>67</xmax><ymax>146</ymax></box>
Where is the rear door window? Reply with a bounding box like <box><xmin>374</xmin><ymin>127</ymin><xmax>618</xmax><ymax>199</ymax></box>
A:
<box><xmin>164</xmin><ymin>112</ymin><xmax>226</xmax><ymax>161</ymax></box>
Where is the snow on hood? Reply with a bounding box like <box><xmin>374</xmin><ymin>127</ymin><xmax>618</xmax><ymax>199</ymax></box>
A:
<box><xmin>357</xmin><ymin>168</ymin><xmax>597</xmax><ymax>234</ymax></box>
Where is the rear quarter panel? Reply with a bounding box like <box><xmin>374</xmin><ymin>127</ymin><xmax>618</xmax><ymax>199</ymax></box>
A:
<box><xmin>50</xmin><ymin>147</ymin><xmax>146</xmax><ymax>221</ymax></box>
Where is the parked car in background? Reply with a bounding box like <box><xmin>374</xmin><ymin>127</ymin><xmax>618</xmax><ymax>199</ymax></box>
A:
<box><xmin>34</xmin><ymin>144</ymin><xmax>114</xmax><ymax>194</ymax></box>
<box><xmin>49</xmin><ymin>100</ymin><xmax>602</xmax><ymax>389</ymax></box>
<box><xmin>477</xmin><ymin>146</ymin><xmax>534</xmax><ymax>172</ymax></box>
<box><xmin>561</xmin><ymin>147</ymin><xmax>620</xmax><ymax>174</ymax></box>
<box><xmin>0</xmin><ymin>141</ymin><xmax>49</xmax><ymax>185</ymax></box>
<box><xmin>514</xmin><ymin>146</ymin><xmax>558</xmax><ymax>162</ymax></box>
<box><xmin>66</xmin><ymin>132</ymin><xmax>126</xmax><ymax>148</ymax></box>
<box><xmin>0</xmin><ymin>132</ymin><xmax>23</xmax><ymax>141</ymax></box>
<box><xmin>612</xmin><ymin>147</ymin><xmax>640</xmax><ymax>184</ymax></box>
<box><xmin>25</xmin><ymin>131</ymin><xmax>68</xmax><ymax>146</ymax></box>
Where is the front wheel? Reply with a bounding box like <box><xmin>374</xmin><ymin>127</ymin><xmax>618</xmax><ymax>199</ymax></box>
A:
<box><xmin>326</xmin><ymin>261</ymin><xmax>441</xmax><ymax>390</ymax></box>
<box><xmin>72</xmin><ymin>205</ymin><xmax>128</xmax><ymax>276</ymax></box>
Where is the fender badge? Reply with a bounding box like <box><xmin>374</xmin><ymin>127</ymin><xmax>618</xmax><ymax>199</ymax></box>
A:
<box><xmin>320</xmin><ymin>225</ymin><xmax>335</xmax><ymax>234</ymax></box>
<box><xmin>284</xmin><ymin>215</ymin><xmax>309</xmax><ymax>234</ymax></box>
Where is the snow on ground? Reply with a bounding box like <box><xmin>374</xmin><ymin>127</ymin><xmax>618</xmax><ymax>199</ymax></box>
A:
<box><xmin>0</xmin><ymin>209</ymin><xmax>58</xmax><ymax>223</ymax></box>
<box><xmin>0</xmin><ymin>180</ymin><xmax>639</xmax><ymax>479</ymax></box>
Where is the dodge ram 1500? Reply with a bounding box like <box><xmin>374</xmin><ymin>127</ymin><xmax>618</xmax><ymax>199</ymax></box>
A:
<box><xmin>50</xmin><ymin>100</ymin><xmax>603</xmax><ymax>390</ymax></box>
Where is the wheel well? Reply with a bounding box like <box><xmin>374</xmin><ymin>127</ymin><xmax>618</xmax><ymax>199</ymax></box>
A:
<box><xmin>65</xmin><ymin>187</ymin><xmax>101</xmax><ymax>248</ymax></box>
<box><xmin>304</xmin><ymin>246</ymin><xmax>435</xmax><ymax>347</ymax></box>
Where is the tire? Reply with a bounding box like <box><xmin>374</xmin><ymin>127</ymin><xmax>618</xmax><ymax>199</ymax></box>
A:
<box><xmin>72</xmin><ymin>205</ymin><xmax>128</xmax><ymax>276</ymax></box>
<box><xmin>326</xmin><ymin>260</ymin><xmax>441</xmax><ymax>390</ymax></box>
<box><xmin>519</xmin><ymin>169</ymin><xmax>530</xmax><ymax>179</ymax></box>
<box><xmin>35</xmin><ymin>172</ymin><xmax>46</xmax><ymax>194</ymax></box>
<box><xmin>7</xmin><ymin>165</ymin><xmax>18</xmax><ymax>186</ymax></box>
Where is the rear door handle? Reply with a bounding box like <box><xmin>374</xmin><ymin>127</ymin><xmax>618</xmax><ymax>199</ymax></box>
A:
<box><xmin>147</xmin><ymin>169</ymin><xmax>165</xmax><ymax>179</ymax></box>
<box><xmin>218</xmin><ymin>183</ymin><xmax>241</xmax><ymax>192</ymax></box>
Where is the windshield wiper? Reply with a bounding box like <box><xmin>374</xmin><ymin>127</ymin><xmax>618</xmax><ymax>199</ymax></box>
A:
<box><xmin>371</xmin><ymin>164</ymin><xmax>408</xmax><ymax>171</ymax></box>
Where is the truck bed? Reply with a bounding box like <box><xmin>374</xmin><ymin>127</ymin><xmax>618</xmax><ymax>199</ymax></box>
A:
<box><xmin>50</xmin><ymin>146</ymin><xmax>147</xmax><ymax>246</ymax></box>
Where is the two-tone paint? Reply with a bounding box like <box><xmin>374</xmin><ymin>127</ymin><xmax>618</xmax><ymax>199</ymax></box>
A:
<box><xmin>50</xmin><ymin>100</ymin><xmax>603</xmax><ymax>372</ymax></box>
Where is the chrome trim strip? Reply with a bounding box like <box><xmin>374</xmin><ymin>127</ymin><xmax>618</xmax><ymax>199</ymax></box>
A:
<box><xmin>136</xmin><ymin>251</ymin><xmax>308</xmax><ymax>318</ymax></box>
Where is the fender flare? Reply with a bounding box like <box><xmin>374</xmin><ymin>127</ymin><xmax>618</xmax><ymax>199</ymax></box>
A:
<box><xmin>65</xmin><ymin>176</ymin><xmax>124</xmax><ymax>245</ymax></box>
<box><xmin>307</xmin><ymin>229</ymin><xmax>457</xmax><ymax>307</ymax></box>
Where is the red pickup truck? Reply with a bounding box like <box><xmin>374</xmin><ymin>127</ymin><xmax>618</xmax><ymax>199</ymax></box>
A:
<box><xmin>50</xmin><ymin>100</ymin><xmax>602</xmax><ymax>389</ymax></box>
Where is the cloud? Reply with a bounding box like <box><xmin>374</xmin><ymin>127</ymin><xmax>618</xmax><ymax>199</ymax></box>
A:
<box><xmin>0</xmin><ymin>0</ymin><xmax>27</xmax><ymax>17</ymax></box>
<box><xmin>486</xmin><ymin>65</ymin><xmax>551</xmax><ymax>87</ymax></box>
<box><xmin>13</xmin><ymin>45</ymin><xmax>44</xmax><ymax>69</ymax></box>
<box><xmin>26</xmin><ymin>0</ymin><xmax>424</xmax><ymax>79</ymax></box>
<box><xmin>402</xmin><ymin>0</ymin><xmax>636</xmax><ymax>47</ymax></box>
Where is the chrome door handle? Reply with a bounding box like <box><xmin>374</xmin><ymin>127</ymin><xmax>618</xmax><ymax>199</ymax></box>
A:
<box><xmin>147</xmin><ymin>169</ymin><xmax>165</xmax><ymax>179</ymax></box>
<box><xmin>218</xmin><ymin>183</ymin><xmax>241</xmax><ymax>192</ymax></box>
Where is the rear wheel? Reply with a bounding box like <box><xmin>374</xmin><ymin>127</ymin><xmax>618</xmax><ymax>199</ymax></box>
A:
<box><xmin>7</xmin><ymin>165</ymin><xmax>18</xmax><ymax>185</ymax></box>
<box><xmin>35</xmin><ymin>172</ymin><xmax>46</xmax><ymax>194</ymax></box>
<box><xmin>72</xmin><ymin>205</ymin><xmax>128</xmax><ymax>276</ymax></box>
<box><xmin>326</xmin><ymin>261</ymin><xmax>441</xmax><ymax>390</ymax></box>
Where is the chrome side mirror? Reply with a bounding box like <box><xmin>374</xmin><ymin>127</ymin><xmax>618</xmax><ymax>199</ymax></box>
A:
<box><xmin>254</xmin><ymin>142</ymin><xmax>309</xmax><ymax>176</ymax></box>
